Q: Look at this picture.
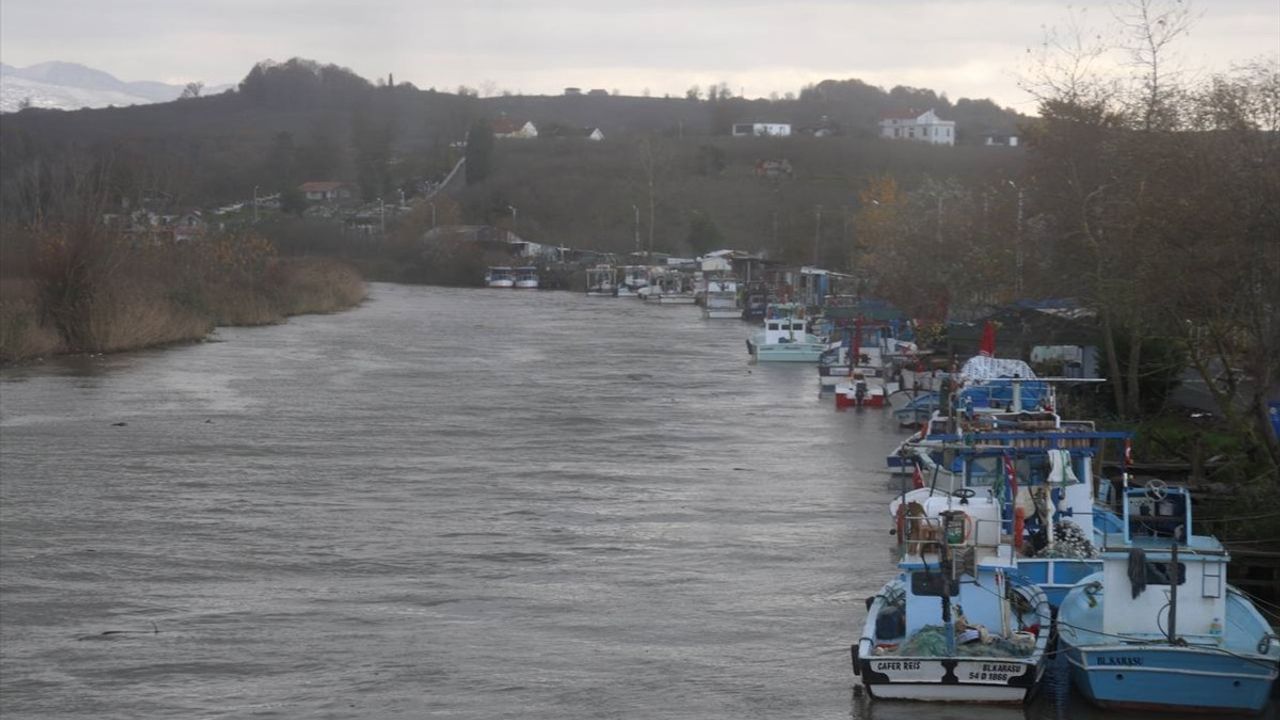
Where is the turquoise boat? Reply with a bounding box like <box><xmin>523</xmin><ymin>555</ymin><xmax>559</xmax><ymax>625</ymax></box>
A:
<box><xmin>746</xmin><ymin>303</ymin><xmax>828</xmax><ymax>362</ymax></box>
<box><xmin>1057</xmin><ymin>482</ymin><xmax>1280</xmax><ymax>714</ymax></box>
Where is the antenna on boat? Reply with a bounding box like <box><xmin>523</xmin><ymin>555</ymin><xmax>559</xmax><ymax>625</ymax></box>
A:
<box><xmin>1167</xmin><ymin>541</ymin><xmax>1180</xmax><ymax>645</ymax></box>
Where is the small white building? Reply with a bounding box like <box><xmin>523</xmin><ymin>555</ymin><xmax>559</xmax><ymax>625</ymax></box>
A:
<box><xmin>587</xmin><ymin>128</ymin><xmax>604</xmax><ymax>141</ymax></box>
<box><xmin>732</xmin><ymin>122</ymin><xmax>792</xmax><ymax>138</ymax></box>
<box><xmin>493</xmin><ymin>118</ymin><xmax>538</xmax><ymax>139</ymax></box>
<box><xmin>879</xmin><ymin>109</ymin><xmax>955</xmax><ymax>146</ymax></box>
<box><xmin>299</xmin><ymin>181</ymin><xmax>355</xmax><ymax>202</ymax></box>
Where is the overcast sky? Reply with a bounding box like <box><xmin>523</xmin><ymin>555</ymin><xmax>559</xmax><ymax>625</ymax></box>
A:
<box><xmin>1</xmin><ymin>0</ymin><xmax>1276</xmax><ymax>110</ymax></box>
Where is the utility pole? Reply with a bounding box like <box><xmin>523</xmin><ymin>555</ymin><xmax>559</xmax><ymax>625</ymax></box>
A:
<box><xmin>508</xmin><ymin>204</ymin><xmax>518</xmax><ymax>239</ymax></box>
<box><xmin>1008</xmin><ymin>180</ymin><xmax>1024</xmax><ymax>297</ymax></box>
<box><xmin>252</xmin><ymin>185</ymin><xmax>259</xmax><ymax>223</ymax></box>
<box><xmin>632</xmin><ymin>204</ymin><xmax>640</xmax><ymax>254</ymax></box>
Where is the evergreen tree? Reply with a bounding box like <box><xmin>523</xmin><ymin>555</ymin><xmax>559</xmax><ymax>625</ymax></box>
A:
<box><xmin>464</xmin><ymin>118</ymin><xmax>494</xmax><ymax>185</ymax></box>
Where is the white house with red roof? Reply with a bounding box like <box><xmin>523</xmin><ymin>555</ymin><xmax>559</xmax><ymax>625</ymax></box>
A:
<box><xmin>878</xmin><ymin>109</ymin><xmax>955</xmax><ymax>146</ymax></box>
<box><xmin>299</xmin><ymin>181</ymin><xmax>355</xmax><ymax>202</ymax></box>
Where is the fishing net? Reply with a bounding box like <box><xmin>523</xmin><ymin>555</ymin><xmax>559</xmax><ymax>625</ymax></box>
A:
<box><xmin>1030</xmin><ymin>520</ymin><xmax>1097</xmax><ymax>559</ymax></box>
<box><xmin>891</xmin><ymin>625</ymin><xmax>1034</xmax><ymax>658</ymax></box>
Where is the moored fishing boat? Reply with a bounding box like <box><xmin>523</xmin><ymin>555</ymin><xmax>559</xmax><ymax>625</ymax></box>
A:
<box><xmin>485</xmin><ymin>266</ymin><xmax>514</xmax><ymax>288</ymax></box>
<box><xmin>890</xmin><ymin>422</ymin><xmax>1129</xmax><ymax>609</ymax></box>
<box><xmin>585</xmin><ymin>265</ymin><xmax>617</xmax><ymax>296</ymax></box>
<box><xmin>702</xmin><ymin>277</ymin><xmax>740</xmax><ymax>319</ymax></box>
<box><xmin>1057</xmin><ymin>482</ymin><xmax>1280</xmax><ymax>714</ymax></box>
<box><xmin>853</xmin><ymin>484</ymin><xmax>1052</xmax><ymax>703</ymax></box>
<box><xmin>513</xmin><ymin>266</ymin><xmax>539</xmax><ymax>289</ymax></box>
<box><xmin>746</xmin><ymin>304</ymin><xmax>827</xmax><ymax>362</ymax></box>
<box><xmin>616</xmin><ymin>265</ymin><xmax>650</xmax><ymax>297</ymax></box>
<box><xmin>834</xmin><ymin>370</ymin><xmax>892</xmax><ymax>409</ymax></box>
<box><xmin>888</xmin><ymin>390</ymin><xmax>940</xmax><ymax>427</ymax></box>
<box><xmin>885</xmin><ymin>356</ymin><xmax>1051</xmax><ymax>474</ymax></box>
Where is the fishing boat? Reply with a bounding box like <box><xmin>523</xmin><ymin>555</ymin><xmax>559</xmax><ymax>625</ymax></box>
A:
<box><xmin>885</xmin><ymin>357</ymin><xmax>1051</xmax><ymax>474</ymax></box>
<box><xmin>853</xmin><ymin>470</ymin><xmax>1053</xmax><ymax>703</ymax></box>
<box><xmin>485</xmin><ymin>266</ymin><xmax>514</xmax><ymax>288</ymax></box>
<box><xmin>1057</xmin><ymin>481</ymin><xmax>1280</xmax><ymax>714</ymax></box>
<box><xmin>513</xmin><ymin>266</ymin><xmax>539</xmax><ymax>289</ymax></box>
<box><xmin>746</xmin><ymin>304</ymin><xmax>827</xmax><ymax>362</ymax></box>
<box><xmin>640</xmin><ymin>270</ymin><xmax>696</xmax><ymax>304</ymax></box>
<box><xmin>702</xmin><ymin>278</ymin><xmax>739</xmax><ymax>319</ymax></box>
<box><xmin>890</xmin><ymin>420</ymin><xmax>1130</xmax><ymax>609</ymax></box>
<box><xmin>888</xmin><ymin>390</ymin><xmax>941</xmax><ymax>428</ymax></box>
<box><xmin>741</xmin><ymin>283</ymin><xmax>769</xmax><ymax>321</ymax></box>
<box><xmin>585</xmin><ymin>265</ymin><xmax>617</xmax><ymax>296</ymax></box>
<box><xmin>834</xmin><ymin>370</ymin><xmax>893</xmax><ymax>409</ymax></box>
<box><xmin>616</xmin><ymin>266</ymin><xmax>650</xmax><ymax>297</ymax></box>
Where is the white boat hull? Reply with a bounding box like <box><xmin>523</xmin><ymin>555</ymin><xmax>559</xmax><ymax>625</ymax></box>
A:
<box><xmin>514</xmin><ymin>280</ymin><xmax>538</xmax><ymax>289</ymax></box>
<box><xmin>487</xmin><ymin>280</ymin><xmax>514</xmax><ymax>288</ymax></box>
<box><xmin>703</xmin><ymin>307</ymin><xmax>740</xmax><ymax>319</ymax></box>
<box><xmin>866</xmin><ymin>679</ymin><xmax>1031</xmax><ymax>703</ymax></box>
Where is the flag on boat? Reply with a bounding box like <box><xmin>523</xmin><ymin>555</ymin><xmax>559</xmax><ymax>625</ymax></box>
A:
<box><xmin>1124</xmin><ymin>438</ymin><xmax>1134</xmax><ymax>468</ymax></box>
<box><xmin>1002</xmin><ymin>454</ymin><xmax>1019</xmax><ymax>501</ymax></box>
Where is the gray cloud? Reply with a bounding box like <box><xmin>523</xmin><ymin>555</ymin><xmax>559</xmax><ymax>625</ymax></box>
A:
<box><xmin>1</xmin><ymin>0</ymin><xmax>1275</xmax><ymax>108</ymax></box>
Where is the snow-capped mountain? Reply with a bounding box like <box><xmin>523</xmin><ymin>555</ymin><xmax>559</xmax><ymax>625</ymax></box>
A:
<box><xmin>0</xmin><ymin>61</ymin><xmax>231</xmax><ymax>113</ymax></box>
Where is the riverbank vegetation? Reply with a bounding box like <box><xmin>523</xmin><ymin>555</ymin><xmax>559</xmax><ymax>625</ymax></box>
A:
<box><xmin>0</xmin><ymin>223</ymin><xmax>365</xmax><ymax>364</ymax></box>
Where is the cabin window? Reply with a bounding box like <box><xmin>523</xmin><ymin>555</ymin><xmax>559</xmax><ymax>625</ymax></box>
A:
<box><xmin>1143</xmin><ymin>562</ymin><xmax>1185</xmax><ymax>586</ymax></box>
<box><xmin>768</xmin><ymin>323</ymin><xmax>780</xmax><ymax>331</ymax></box>
<box><xmin>911</xmin><ymin>571</ymin><xmax>959</xmax><ymax>597</ymax></box>
<box><xmin>966</xmin><ymin>456</ymin><xmax>1003</xmax><ymax>487</ymax></box>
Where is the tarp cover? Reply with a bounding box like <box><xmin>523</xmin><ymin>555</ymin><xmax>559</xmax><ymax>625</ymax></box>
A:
<box><xmin>959</xmin><ymin>356</ymin><xmax>1036</xmax><ymax>382</ymax></box>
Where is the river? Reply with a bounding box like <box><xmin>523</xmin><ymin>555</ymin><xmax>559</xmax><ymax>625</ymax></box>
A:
<box><xmin>1</xmin><ymin>284</ymin><xmax>1272</xmax><ymax>719</ymax></box>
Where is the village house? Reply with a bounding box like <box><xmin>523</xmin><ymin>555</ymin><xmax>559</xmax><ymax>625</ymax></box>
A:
<box><xmin>492</xmin><ymin>118</ymin><xmax>538</xmax><ymax>139</ymax></box>
<box><xmin>878</xmin><ymin>109</ymin><xmax>956</xmax><ymax>146</ymax></box>
<box><xmin>299</xmin><ymin>181</ymin><xmax>354</xmax><ymax>203</ymax></box>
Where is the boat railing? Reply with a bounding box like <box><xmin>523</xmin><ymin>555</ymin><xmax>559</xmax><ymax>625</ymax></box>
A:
<box><xmin>900</xmin><ymin>515</ymin><xmax>1004</xmax><ymax>567</ymax></box>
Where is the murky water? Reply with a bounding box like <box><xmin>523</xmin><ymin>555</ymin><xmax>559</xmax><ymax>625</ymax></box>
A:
<box><xmin>1</xmin><ymin>284</ymin><xmax>1273</xmax><ymax>719</ymax></box>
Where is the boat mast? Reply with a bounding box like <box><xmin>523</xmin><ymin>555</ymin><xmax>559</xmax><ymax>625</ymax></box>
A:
<box><xmin>1167</xmin><ymin>541</ymin><xmax>1179</xmax><ymax>644</ymax></box>
<box><xmin>940</xmin><ymin>528</ymin><xmax>956</xmax><ymax>655</ymax></box>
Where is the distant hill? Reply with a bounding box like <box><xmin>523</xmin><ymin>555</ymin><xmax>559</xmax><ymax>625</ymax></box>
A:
<box><xmin>0</xmin><ymin>58</ymin><xmax>1028</xmax><ymax>249</ymax></box>
<box><xmin>0</xmin><ymin>61</ymin><xmax>232</xmax><ymax>113</ymax></box>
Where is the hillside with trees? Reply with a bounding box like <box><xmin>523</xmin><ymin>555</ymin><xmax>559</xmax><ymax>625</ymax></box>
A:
<box><xmin>0</xmin><ymin>57</ymin><xmax>1025</xmax><ymax>226</ymax></box>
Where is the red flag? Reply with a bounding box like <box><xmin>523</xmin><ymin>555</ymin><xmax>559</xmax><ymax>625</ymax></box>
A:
<box><xmin>979</xmin><ymin>320</ymin><xmax>996</xmax><ymax>357</ymax></box>
<box><xmin>912</xmin><ymin>463</ymin><xmax>924</xmax><ymax>490</ymax></box>
<box><xmin>1124</xmin><ymin>439</ymin><xmax>1133</xmax><ymax>468</ymax></box>
<box><xmin>1003</xmin><ymin>455</ymin><xmax>1019</xmax><ymax>499</ymax></box>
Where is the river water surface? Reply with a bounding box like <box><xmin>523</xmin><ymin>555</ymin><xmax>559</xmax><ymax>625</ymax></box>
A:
<box><xmin>1</xmin><ymin>284</ymin><xmax>1271</xmax><ymax>719</ymax></box>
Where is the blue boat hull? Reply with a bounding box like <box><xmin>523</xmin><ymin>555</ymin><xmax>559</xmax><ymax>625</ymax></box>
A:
<box><xmin>1063</xmin><ymin>643</ymin><xmax>1278</xmax><ymax>714</ymax></box>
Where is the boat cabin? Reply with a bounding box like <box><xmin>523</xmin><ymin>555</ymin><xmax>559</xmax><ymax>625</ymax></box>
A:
<box><xmin>762</xmin><ymin>316</ymin><xmax>809</xmax><ymax>344</ymax></box>
<box><xmin>485</xmin><ymin>266</ymin><xmax>514</xmax><ymax>286</ymax></box>
<box><xmin>620</xmin><ymin>266</ymin><xmax>650</xmax><ymax>289</ymax></box>
<box><xmin>1096</xmin><ymin>485</ymin><xmax>1227</xmax><ymax>641</ymax></box>
<box><xmin>586</xmin><ymin>265</ymin><xmax>616</xmax><ymax>294</ymax></box>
